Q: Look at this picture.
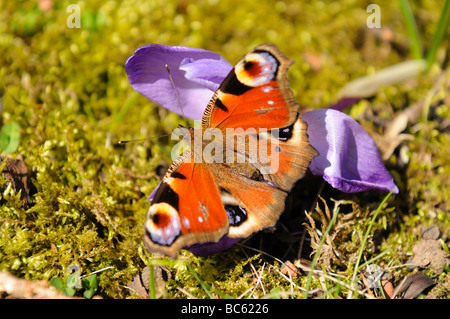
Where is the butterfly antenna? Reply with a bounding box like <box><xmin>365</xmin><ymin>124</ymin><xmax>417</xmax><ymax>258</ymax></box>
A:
<box><xmin>119</xmin><ymin>66</ymin><xmax>188</xmax><ymax>145</ymax></box>
<box><xmin>117</xmin><ymin>134</ymin><xmax>169</xmax><ymax>144</ymax></box>
<box><xmin>165</xmin><ymin>64</ymin><xmax>189</xmax><ymax>127</ymax></box>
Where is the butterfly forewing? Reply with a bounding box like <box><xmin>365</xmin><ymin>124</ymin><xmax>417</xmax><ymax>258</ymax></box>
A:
<box><xmin>144</xmin><ymin>152</ymin><xmax>229</xmax><ymax>258</ymax></box>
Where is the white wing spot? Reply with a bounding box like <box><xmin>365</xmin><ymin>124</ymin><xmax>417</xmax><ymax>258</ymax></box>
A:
<box><xmin>182</xmin><ymin>217</ymin><xmax>190</xmax><ymax>229</ymax></box>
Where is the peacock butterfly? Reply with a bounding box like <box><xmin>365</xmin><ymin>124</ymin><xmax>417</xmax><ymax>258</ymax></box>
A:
<box><xmin>143</xmin><ymin>44</ymin><xmax>318</xmax><ymax>258</ymax></box>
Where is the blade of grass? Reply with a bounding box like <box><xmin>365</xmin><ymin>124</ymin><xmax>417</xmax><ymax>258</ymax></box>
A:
<box><xmin>142</xmin><ymin>255</ymin><xmax>180</xmax><ymax>299</ymax></box>
<box><xmin>148</xmin><ymin>263</ymin><xmax>156</xmax><ymax>299</ymax></box>
<box><xmin>349</xmin><ymin>191</ymin><xmax>393</xmax><ymax>298</ymax></box>
<box><xmin>186</xmin><ymin>263</ymin><xmax>233</xmax><ymax>299</ymax></box>
<box><xmin>241</xmin><ymin>239</ymin><xmax>373</xmax><ymax>298</ymax></box>
<box><xmin>303</xmin><ymin>206</ymin><xmax>340</xmax><ymax>298</ymax></box>
<box><xmin>111</xmin><ymin>91</ymin><xmax>140</xmax><ymax>130</ymax></box>
<box><xmin>398</xmin><ymin>0</ymin><xmax>423</xmax><ymax>59</ymax></box>
<box><xmin>357</xmin><ymin>249</ymin><xmax>391</xmax><ymax>271</ymax></box>
<box><xmin>145</xmin><ymin>257</ymin><xmax>231</xmax><ymax>299</ymax></box>
<box><xmin>425</xmin><ymin>0</ymin><xmax>450</xmax><ymax>67</ymax></box>
<box><xmin>186</xmin><ymin>263</ymin><xmax>213</xmax><ymax>298</ymax></box>
<box><xmin>83</xmin><ymin>103</ymin><xmax>98</xmax><ymax>125</ymax></box>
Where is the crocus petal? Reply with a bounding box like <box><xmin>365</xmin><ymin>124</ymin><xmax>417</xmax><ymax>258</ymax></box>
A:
<box><xmin>186</xmin><ymin>236</ymin><xmax>241</xmax><ymax>256</ymax></box>
<box><xmin>125</xmin><ymin>44</ymin><xmax>231</xmax><ymax>120</ymax></box>
<box><xmin>148</xmin><ymin>183</ymin><xmax>160</xmax><ymax>201</ymax></box>
<box><xmin>179</xmin><ymin>57</ymin><xmax>232</xmax><ymax>92</ymax></box>
<box><xmin>328</xmin><ymin>97</ymin><xmax>362</xmax><ymax>111</ymax></box>
<box><xmin>303</xmin><ymin>108</ymin><xmax>399</xmax><ymax>194</ymax></box>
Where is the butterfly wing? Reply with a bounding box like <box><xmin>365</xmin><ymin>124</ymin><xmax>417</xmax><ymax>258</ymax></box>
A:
<box><xmin>207</xmin><ymin>162</ymin><xmax>287</xmax><ymax>239</ymax></box>
<box><xmin>203</xmin><ymin>44</ymin><xmax>299</xmax><ymax>131</ymax></box>
<box><xmin>143</xmin><ymin>150</ymin><xmax>229</xmax><ymax>258</ymax></box>
<box><xmin>229</xmin><ymin>115</ymin><xmax>317</xmax><ymax>192</ymax></box>
<box><xmin>205</xmin><ymin>44</ymin><xmax>317</xmax><ymax>191</ymax></box>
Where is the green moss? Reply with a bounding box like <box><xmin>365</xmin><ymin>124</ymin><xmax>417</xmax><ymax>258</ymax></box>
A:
<box><xmin>0</xmin><ymin>0</ymin><xmax>449</xmax><ymax>298</ymax></box>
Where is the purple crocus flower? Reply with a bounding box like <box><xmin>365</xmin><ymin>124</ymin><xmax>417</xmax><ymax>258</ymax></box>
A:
<box><xmin>125</xmin><ymin>44</ymin><xmax>399</xmax><ymax>256</ymax></box>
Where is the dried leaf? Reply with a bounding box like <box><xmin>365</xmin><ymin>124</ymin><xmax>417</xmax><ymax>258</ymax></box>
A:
<box><xmin>303</xmin><ymin>198</ymin><xmax>355</xmax><ymax>270</ymax></box>
<box><xmin>337</xmin><ymin>60</ymin><xmax>426</xmax><ymax>99</ymax></box>
<box><xmin>127</xmin><ymin>265</ymin><xmax>172</xmax><ymax>299</ymax></box>
<box><xmin>280</xmin><ymin>261</ymin><xmax>301</xmax><ymax>277</ymax></box>
<box><xmin>293</xmin><ymin>258</ymin><xmax>321</xmax><ymax>277</ymax></box>
<box><xmin>393</xmin><ymin>273</ymin><xmax>435</xmax><ymax>299</ymax></box>
<box><xmin>0</xmin><ymin>155</ymin><xmax>29</xmax><ymax>205</ymax></box>
<box><xmin>381</xmin><ymin>279</ymin><xmax>394</xmax><ymax>299</ymax></box>
<box><xmin>128</xmin><ymin>269</ymin><xmax>149</xmax><ymax>299</ymax></box>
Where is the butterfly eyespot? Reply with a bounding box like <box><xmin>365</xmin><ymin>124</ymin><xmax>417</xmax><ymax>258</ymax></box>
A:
<box><xmin>151</xmin><ymin>212</ymin><xmax>164</xmax><ymax>225</ymax></box>
<box><xmin>235</xmin><ymin>52</ymin><xmax>278</xmax><ymax>87</ymax></box>
<box><xmin>225</xmin><ymin>205</ymin><xmax>248</xmax><ymax>226</ymax></box>
<box><xmin>244</xmin><ymin>61</ymin><xmax>255</xmax><ymax>71</ymax></box>
<box><xmin>145</xmin><ymin>203</ymin><xmax>181</xmax><ymax>246</ymax></box>
<box><xmin>272</xmin><ymin>117</ymin><xmax>297</xmax><ymax>141</ymax></box>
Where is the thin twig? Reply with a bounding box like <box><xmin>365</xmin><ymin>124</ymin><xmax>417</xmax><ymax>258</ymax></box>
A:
<box><xmin>0</xmin><ymin>271</ymin><xmax>76</xmax><ymax>299</ymax></box>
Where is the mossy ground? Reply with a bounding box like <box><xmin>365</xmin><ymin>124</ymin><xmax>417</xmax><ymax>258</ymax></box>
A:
<box><xmin>0</xmin><ymin>0</ymin><xmax>448</xmax><ymax>298</ymax></box>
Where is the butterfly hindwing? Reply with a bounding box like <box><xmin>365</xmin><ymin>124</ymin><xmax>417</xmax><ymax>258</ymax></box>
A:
<box><xmin>208</xmin><ymin>162</ymin><xmax>287</xmax><ymax>238</ymax></box>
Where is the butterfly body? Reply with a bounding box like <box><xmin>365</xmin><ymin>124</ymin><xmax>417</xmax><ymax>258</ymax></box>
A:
<box><xmin>144</xmin><ymin>44</ymin><xmax>318</xmax><ymax>258</ymax></box>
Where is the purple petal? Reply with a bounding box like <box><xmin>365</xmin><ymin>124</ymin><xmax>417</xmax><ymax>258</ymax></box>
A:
<box><xmin>180</xmin><ymin>57</ymin><xmax>232</xmax><ymax>92</ymax></box>
<box><xmin>328</xmin><ymin>97</ymin><xmax>362</xmax><ymax>111</ymax></box>
<box><xmin>148</xmin><ymin>183</ymin><xmax>160</xmax><ymax>201</ymax></box>
<box><xmin>125</xmin><ymin>44</ymin><xmax>231</xmax><ymax>120</ymax></box>
<box><xmin>186</xmin><ymin>236</ymin><xmax>241</xmax><ymax>256</ymax></box>
<box><xmin>303</xmin><ymin>109</ymin><xmax>399</xmax><ymax>194</ymax></box>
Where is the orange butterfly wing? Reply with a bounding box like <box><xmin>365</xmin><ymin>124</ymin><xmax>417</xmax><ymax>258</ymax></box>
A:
<box><xmin>143</xmin><ymin>151</ymin><xmax>230</xmax><ymax>258</ymax></box>
<box><xmin>203</xmin><ymin>44</ymin><xmax>298</xmax><ymax>131</ymax></box>
<box><xmin>204</xmin><ymin>44</ymin><xmax>317</xmax><ymax>191</ymax></box>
